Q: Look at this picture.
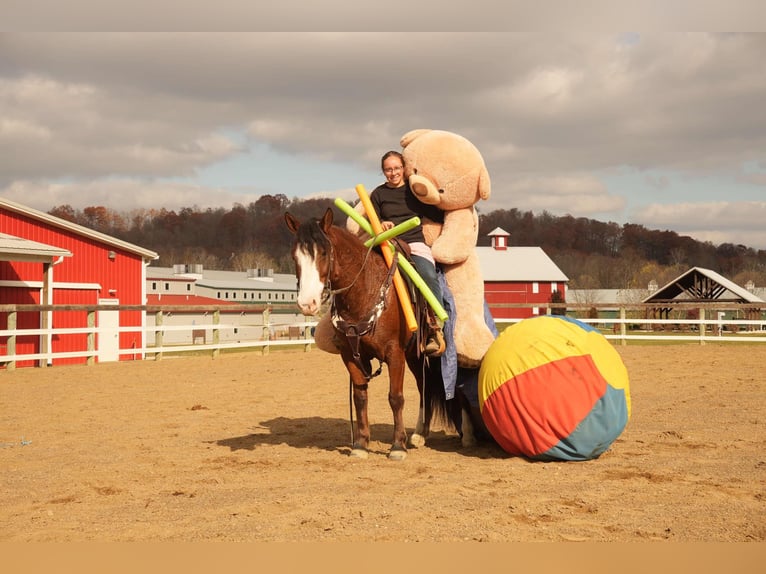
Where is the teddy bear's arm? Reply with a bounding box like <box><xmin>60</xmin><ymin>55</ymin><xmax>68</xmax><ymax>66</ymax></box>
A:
<box><xmin>429</xmin><ymin>208</ymin><xmax>479</xmax><ymax>265</ymax></box>
<box><xmin>345</xmin><ymin>200</ymin><xmax>372</xmax><ymax>238</ymax></box>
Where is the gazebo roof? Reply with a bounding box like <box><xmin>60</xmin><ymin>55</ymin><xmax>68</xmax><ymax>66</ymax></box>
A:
<box><xmin>642</xmin><ymin>267</ymin><xmax>764</xmax><ymax>304</ymax></box>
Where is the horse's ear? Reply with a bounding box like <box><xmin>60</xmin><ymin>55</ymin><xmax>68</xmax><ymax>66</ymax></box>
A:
<box><xmin>284</xmin><ymin>212</ymin><xmax>300</xmax><ymax>235</ymax></box>
<box><xmin>320</xmin><ymin>207</ymin><xmax>334</xmax><ymax>232</ymax></box>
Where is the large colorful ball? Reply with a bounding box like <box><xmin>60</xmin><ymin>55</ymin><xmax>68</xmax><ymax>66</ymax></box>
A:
<box><xmin>478</xmin><ymin>316</ymin><xmax>631</xmax><ymax>461</ymax></box>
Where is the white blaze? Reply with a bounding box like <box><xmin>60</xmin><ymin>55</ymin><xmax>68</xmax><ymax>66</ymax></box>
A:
<box><xmin>294</xmin><ymin>245</ymin><xmax>324</xmax><ymax>315</ymax></box>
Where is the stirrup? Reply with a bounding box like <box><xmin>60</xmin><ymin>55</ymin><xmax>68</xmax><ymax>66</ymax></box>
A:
<box><xmin>424</xmin><ymin>329</ymin><xmax>445</xmax><ymax>357</ymax></box>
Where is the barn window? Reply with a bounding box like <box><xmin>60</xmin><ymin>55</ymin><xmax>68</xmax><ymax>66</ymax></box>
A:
<box><xmin>165</xmin><ymin>283</ymin><xmax>170</xmax><ymax>291</ymax></box>
<box><xmin>532</xmin><ymin>282</ymin><xmax>539</xmax><ymax>294</ymax></box>
<box><xmin>186</xmin><ymin>284</ymin><xmax>191</xmax><ymax>291</ymax></box>
<box><xmin>152</xmin><ymin>282</ymin><xmax>157</xmax><ymax>290</ymax></box>
<box><xmin>233</xmin><ymin>292</ymin><xmax>237</xmax><ymax>299</ymax></box>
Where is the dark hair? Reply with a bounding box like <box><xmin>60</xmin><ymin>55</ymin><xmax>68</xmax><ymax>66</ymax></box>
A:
<box><xmin>380</xmin><ymin>150</ymin><xmax>404</xmax><ymax>171</ymax></box>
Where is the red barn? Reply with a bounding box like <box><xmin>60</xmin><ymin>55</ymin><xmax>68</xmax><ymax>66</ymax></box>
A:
<box><xmin>1</xmin><ymin>198</ymin><xmax>158</xmax><ymax>367</ymax></box>
<box><xmin>478</xmin><ymin>228</ymin><xmax>569</xmax><ymax>320</ymax></box>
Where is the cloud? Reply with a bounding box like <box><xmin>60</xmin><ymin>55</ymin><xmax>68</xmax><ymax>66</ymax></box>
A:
<box><xmin>487</xmin><ymin>174</ymin><xmax>626</xmax><ymax>217</ymax></box>
<box><xmin>0</xmin><ymin>74</ymin><xmax>241</xmax><ymax>181</ymax></box>
<box><xmin>2</xmin><ymin>32</ymin><xmax>766</xmax><ymax>249</ymax></box>
<box><xmin>1</xmin><ymin>179</ymin><xmax>256</xmax><ymax>212</ymax></box>
<box><xmin>633</xmin><ymin>201</ymin><xmax>766</xmax><ymax>248</ymax></box>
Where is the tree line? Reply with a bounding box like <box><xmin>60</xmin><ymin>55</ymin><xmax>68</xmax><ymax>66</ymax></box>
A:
<box><xmin>49</xmin><ymin>195</ymin><xmax>766</xmax><ymax>290</ymax></box>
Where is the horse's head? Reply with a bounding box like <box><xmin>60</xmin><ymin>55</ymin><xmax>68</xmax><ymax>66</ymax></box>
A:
<box><xmin>284</xmin><ymin>208</ymin><xmax>334</xmax><ymax>316</ymax></box>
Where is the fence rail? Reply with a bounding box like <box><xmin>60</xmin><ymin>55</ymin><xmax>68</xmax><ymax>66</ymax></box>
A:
<box><xmin>1</xmin><ymin>302</ymin><xmax>765</xmax><ymax>369</ymax></box>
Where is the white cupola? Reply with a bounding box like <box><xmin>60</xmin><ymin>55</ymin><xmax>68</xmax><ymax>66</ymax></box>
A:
<box><xmin>488</xmin><ymin>227</ymin><xmax>510</xmax><ymax>251</ymax></box>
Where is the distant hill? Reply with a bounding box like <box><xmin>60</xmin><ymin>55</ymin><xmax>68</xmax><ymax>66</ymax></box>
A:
<box><xmin>47</xmin><ymin>197</ymin><xmax>766</xmax><ymax>290</ymax></box>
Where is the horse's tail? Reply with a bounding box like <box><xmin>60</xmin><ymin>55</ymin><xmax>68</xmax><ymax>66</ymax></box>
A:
<box><xmin>407</xmin><ymin>281</ymin><xmax>461</xmax><ymax>433</ymax></box>
<box><xmin>421</xmin><ymin>358</ymin><xmax>462</xmax><ymax>433</ymax></box>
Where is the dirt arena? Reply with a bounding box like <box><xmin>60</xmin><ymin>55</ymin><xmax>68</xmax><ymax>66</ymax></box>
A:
<box><xmin>1</xmin><ymin>343</ymin><xmax>764</xmax><ymax>542</ymax></box>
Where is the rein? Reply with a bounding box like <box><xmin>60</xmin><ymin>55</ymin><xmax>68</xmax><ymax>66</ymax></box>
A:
<box><xmin>329</xmin><ymin>240</ymin><xmax>399</xmax><ymax>381</ymax></box>
<box><xmin>324</xmin><ymin>238</ymin><xmax>376</xmax><ymax>298</ymax></box>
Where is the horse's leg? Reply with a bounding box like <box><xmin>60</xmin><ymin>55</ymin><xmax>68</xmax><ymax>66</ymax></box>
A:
<box><xmin>408</xmin><ymin>353</ymin><xmax>440</xmax><ymax>448</ymax></box>
<box><xmin>409</xmin><ymin>372</ymin><xmax>428</xmax><ymax>448</ymax></box>
<box><xmin>410</xmin><ymin>406</ymin><xmax>426</xmax><ymax>448</ymax></box>
<box><xmin>344</xmin><ymin>357</ymin><xmax>371</xmax><ymax>458</ymax></box>
<box><xmin>387</xmin><ymin>352</ymin><xmax>408</xmax><ymax>461</ymax></box>
<box><xmin>350</xmin><ymin>379</ymin><xmax>370</xmax><ymax>458</ymax></box>
<box><xmin>406</xmin><ymin>349</ymin><xmax>427</xmax><ymax>448</ymax></box>
<box><xmin>455</xmin><ymin>388</ymin><xmax>477</xmax><ymax>448</ymax></box>
<box><xmin>460</xmin><ymin>405</ymin><xmax>477</xmax><ymax>447</ymax></box>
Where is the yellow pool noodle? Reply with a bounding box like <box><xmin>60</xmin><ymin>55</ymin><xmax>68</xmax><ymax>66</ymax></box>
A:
<box><xmin>334</xmin><ymin>197</ymin><xmax>448</xmax><ymax>322</ymax></box>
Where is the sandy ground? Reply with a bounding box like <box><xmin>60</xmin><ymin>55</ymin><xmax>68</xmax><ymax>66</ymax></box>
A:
<box><xmin>0</xmin><ymin>343</ymin><xmax>764</xmax><ymax>542</ymax></box>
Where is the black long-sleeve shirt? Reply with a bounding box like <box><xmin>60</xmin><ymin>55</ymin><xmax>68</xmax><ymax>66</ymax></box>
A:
<box><xmin>369</xmin><ymin>183</ymin><xmax>444</xmax><ymax>245</ymax></box>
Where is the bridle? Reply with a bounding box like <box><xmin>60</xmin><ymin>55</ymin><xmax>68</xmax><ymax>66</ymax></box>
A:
<box><xmin>318</xmin><ymin>227</ymin><xmax>399</xmax><ymax>381</ymax></box>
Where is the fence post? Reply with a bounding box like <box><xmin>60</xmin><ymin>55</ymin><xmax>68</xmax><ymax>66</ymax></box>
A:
<box><xmin>262</xmin><ymin>307</ymin><xmax>271</xmax><ymax>355</ymax></box>
<box><xmin>303</xmin><ymin>324</ymin><xmax>312</xmax><ymax>353</ymax></box>
<box><xmin>86</xmin><ymin>310</ymin><xmax>96</xmax><ymax>366</ymax></box>
<box><xmin>699</xmin><ymin>307</ymin><xmax>706</xmax><ymax>346</ymax></box>
<box><xmin>212</xmin><ymin>310</ymin><xmax>220</xmax><ymax>359</ymax></box>
<box><xmin>155</xmin><ymin>310</ymin><xmax>164</xmax><ymax>360</ymax></box>
<box><xmin>619</xmin><ymin>307</ymin><xmax>627</xmax><ymax>346</ymax></box>
<box><xmin>5</xmin><ymin>311</ymin><xmax>17</xmax><ymax>371</ymax></box>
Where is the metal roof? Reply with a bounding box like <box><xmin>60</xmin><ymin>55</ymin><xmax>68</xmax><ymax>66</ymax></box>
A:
<box><xmin>476</xmin><ymin>246</ymin><xmax>569</xmax><ymax>282</ymax></box>
<box><xmin>642</xmin><ymin>267</ymin><xmax>764</xmax><ymax>304</ymax></box>
<box><xmin>147</xmin><ymin>266</ymin><xmax>298</xmax><ymax>291</ymax></box>
<box><xmin>0</xmin><ymin>197</ymin><xmax>159</xmax><ymax>261</ymax></box>
<box><xmin>0</xmin><ymin>232</ymin><xmax>72</xmax><ymax>262</ymax></box>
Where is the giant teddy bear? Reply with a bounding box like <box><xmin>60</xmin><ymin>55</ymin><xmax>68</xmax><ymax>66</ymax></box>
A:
<box><xmin>314</xmin><ymin>128</ymin><xmax>495</xmax><ymax>368</ymax></box>
<box><xmin>399</xmin><ymin>128</ymin><xmax>495</xmax><ymax>368</ymax></box>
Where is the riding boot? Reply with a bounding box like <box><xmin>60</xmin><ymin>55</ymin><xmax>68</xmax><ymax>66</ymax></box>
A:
<box><xmin>424</xmin><ymin>310</ymin><xmax>446</xmax><ymax>357</ymax></box>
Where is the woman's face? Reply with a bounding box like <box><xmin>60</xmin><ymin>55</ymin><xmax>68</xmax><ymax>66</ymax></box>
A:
<box><xmin>382</xmin><ymin>155</ymin><xmax>405</xmax><ymax>188</ymax></box>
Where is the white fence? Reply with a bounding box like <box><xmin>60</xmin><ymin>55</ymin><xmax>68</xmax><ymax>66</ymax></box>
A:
<box><xmin>1</xmin><ymin>302</ymin><xmax>765</xmax><ymax>369</ymax></box>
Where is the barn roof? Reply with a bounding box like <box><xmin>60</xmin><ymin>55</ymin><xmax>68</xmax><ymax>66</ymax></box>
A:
<box><xmin>476</xmin><ymin>246</ymin><xmax>569</xmax><ymax>282</ymax></box>
<box><xmin>642</xmin><ymin>267</ymin><xmax>764</xmax><ymax>304</ymax></box>
<box><xmin>0</xmin><ymin>197</ymin><xmax>159</xmax><ymax>261</ymax></box>
<box><xmin>147</xmin><ymin>266</ymin><xmax>298</xmax><ymax>291</ymax></box>
<box><xmin>0</xmin><ymin>232</ymin><xmax>72</xmax><ymax>263</ymax></box>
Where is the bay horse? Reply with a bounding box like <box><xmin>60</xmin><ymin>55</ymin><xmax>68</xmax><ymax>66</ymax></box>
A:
<box><xmin>285</xmin><ymin>207</ymin><xmax>468</xmax><ymax>460</ymax></box>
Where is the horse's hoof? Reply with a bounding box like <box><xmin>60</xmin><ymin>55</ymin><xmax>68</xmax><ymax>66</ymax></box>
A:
<box><xmin>409</xmin><ymin>433</ymin><xmax>425</xmax><ymax>448</ymax></box>
<box><xmin>388</xmin><ymin>448</ymin><xmax>407</xmax><ymax>461</ymax></box>
<box><xmin>350</xmin><ymin>448</ymin><xmax>369</xmax><ymax>459</ymax></box>
<box><xmin>461</xmin><ymin>435</ymin><xmax>477</xmax><ymax>448</ymax></box>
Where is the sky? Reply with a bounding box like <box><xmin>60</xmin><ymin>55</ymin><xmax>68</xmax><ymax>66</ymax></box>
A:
<box><xmin>2</xmin><ymin>32</ymin><xmax>766</xmax><ymax>249</ymax></box>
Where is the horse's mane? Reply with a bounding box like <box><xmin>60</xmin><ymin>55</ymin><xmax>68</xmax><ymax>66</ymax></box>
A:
<box><xmin>294</xmin><ymin>215</ymin><xmax>331</xmax><ymax>254</ymax></box>
<box><xmin>298</xmin><ymin>214</ymin><xmax>374</xmax><ymax>261</ymax></box>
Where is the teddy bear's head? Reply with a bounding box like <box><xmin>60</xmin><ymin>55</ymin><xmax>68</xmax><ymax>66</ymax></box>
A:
<box><xmin>400</xmin><ymin>129</ymin><xmax>491</xmax><ymax>211</ymax></box>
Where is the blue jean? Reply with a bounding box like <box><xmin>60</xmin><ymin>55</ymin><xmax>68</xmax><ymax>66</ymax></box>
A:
<box><xmin>411</xmin><ymin>254</ymin><xmax>443</xmax><ymax>307</ymax></box>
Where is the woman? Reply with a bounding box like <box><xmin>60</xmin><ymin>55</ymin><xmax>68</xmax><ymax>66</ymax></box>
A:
<box><xmin>365</xmin><ymin>150</ymin><xmax>446</xmax><ymax>357</ymax></box>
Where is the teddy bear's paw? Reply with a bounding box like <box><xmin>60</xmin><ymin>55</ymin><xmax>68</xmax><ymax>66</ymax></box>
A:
<box><xmin>456</xmin><ymin>353</ymin><xmax>484</xmax><ymax>369</ymax></box>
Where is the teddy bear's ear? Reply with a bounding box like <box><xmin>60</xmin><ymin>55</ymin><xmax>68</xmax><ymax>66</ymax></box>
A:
<box><xmin>345</xmin><ymin>200</ymin><xmax>367</xmax><ymax>236</ymax></box>
<box><xmin>400</xmin><ymin>129</ymin><xmax>431</xmax><ymax>148</ymax></box>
